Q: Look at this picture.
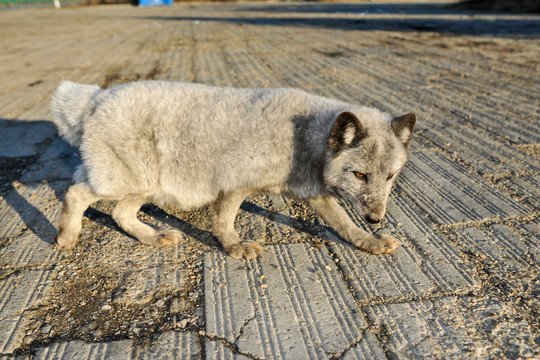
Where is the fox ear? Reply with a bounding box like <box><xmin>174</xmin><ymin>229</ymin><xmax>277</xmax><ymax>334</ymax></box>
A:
<box><xmin>329</xmin><ymin>112</ymin><xmax>366</xmax><ymax>151</ymax></box>
<box><xmin>391</xmin><ymin>113</ymin><xmax>416</xmax><ymax>149</ymax></box>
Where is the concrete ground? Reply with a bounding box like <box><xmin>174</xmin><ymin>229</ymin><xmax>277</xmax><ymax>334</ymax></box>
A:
<box><xmin>0</xmin><ymin>1</ymin><xmax>539</xmax><ymax>359</ymax></box>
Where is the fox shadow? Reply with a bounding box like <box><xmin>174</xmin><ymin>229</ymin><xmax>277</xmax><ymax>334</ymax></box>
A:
<box><xmin>0</xmin><ymin>119</ymin><xmax>374</xmax><ymax>253</ymax></box>
<box><xmin>0</xmin><ymin>119</ymin><xmax>67</xmax><ymax>245</ymax></box>
<box><xmin>74</xmin><ymin>196</ymin><xmax>338</xmax><ymax>252</ymax></box>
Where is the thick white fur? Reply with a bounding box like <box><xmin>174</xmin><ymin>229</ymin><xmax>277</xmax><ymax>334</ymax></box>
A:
<box><xmin>51</xmin><ymin>80</ymin><xmax>414</xmax><ymax>258</ymax></box>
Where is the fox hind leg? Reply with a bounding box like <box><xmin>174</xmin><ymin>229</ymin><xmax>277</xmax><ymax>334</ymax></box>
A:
<box><xmin>57</xmin><ymin>182</ymin><xmax>102</xmax><ymax>249</ymax></box>
<box><xmin>112</xmin><ymin>196</ymin><xmax>182</xmax><ymax>247</ymax></box>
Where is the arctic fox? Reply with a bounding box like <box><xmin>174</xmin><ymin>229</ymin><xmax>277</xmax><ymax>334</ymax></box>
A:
<box><xmin>51</xmin><ymin>80</ymin><xmax>415</xmax><ymax>259</ymax></box>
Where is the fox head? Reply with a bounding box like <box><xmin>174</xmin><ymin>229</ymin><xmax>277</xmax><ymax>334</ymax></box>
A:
<box><xmin>324</xmin><ymin>110</ymin><xmax>416</xmax><ymax>224</ymax></box>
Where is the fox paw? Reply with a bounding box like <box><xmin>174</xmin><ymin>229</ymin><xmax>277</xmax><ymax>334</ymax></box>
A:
<box><xmin>226</xmin><ymin>241</ymin><xmax>264</xmax><ymax>259</ymax></box>
<box><xmin>56</xmin><ymin>226</ymin><xmax>79</xmax><ymax>250</ymax></box>
<box><xmin>353</xmin><ymin>233</ymin><xmax>399</xmax><ymax>255</ymax></box>
<box><xmin>56</xmin><ymin>232</ymin><xmax>78</xmax><ymax>250</ymax></box>
<box><xmin>152</xmin><ymin>230</ymin><xmax>182</xmax><ymax>247</ymax></box>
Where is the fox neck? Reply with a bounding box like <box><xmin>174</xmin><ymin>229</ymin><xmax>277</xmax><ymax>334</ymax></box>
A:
<box><xmin>284</xmin><ymin>112</ymin><xmax>335</xmax><ymax>199</ymax></box>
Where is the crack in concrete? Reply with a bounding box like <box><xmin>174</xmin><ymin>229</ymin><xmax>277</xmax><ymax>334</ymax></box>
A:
<box><xmin>329</xmin><ymin>330</ymin><xmax>367</xmax><ymax>360</ymax></box>
<box><xmin>0</xmin><ymin>353</ymin><xmax>20</xmax><ymax>358</ymax></box>
<box><xmin>0</xmin><ymin>268</ymin><xmax>19</xmax><ymax>280</ymax></box>
<box><xmin>199</xmin><ymin>330</ymin><xmax>264</xmax><ymax>360</ymax></box>
<box><xmin>482</xmin><ymin>169</ymin><xmax>540</xmax><ymax>181</ymax></box>
<box><xmin>0</xmin><ymin>312</ymin><xmax>24</xmax><ymax>327</ymax></box>
<box><xmin>433</xmin><ymin>212</ymin><xmax>539</xmax><ymax>232</ymax></box>
<box><xmin>323</xmin><ymin>242</ymin><xmax>395</xmax><ymax>358</ymax></box>
<box><xmin>0</xmin><ymin>264</ymin><xmax>56</xmax><ymax>273</ymax></box>
<box><xmin>323</xmin><ymin>238</ymin><xmax>480</xmax><ymax>307</ymax></box>
<box><xmin>234</xmin><ymin>311</ymin><xmax>257</xmax><ymax>345</ymax></box>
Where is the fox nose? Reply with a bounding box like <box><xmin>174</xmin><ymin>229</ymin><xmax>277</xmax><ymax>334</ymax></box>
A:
<box><xmin>365</xmin><ymin>214</ymin><xmax>381</xmax><ymax>224</ymax></box>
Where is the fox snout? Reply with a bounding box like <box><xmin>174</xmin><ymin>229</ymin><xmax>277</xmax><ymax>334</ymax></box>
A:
<box><xmin>350</xmin><ymin>196</ymin><xmax>387</xmax><ymax>224</ymax></box>
<box><xmin>363</xmin><ymin>203</ymin><xmax>386</xmax><ymax>224</ymax></box>
<box><xmin>365</xmin><ymin>214</ymin><xmax>382</xmax><ymax>224</ymax></box>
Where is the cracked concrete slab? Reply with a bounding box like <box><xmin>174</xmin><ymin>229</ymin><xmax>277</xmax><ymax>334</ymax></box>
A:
<box><xmin>453</xmin><ymin>223</ymin><xmax>539</xmax><ymax>298</ymax></box>
<box><xmin>33</xmin><ymin>339</ymin><xmax>134</xmax><ymax>359</ymax></box>
<box><xmin>134</xmin><ymin>331</ymin><xmax>201</xmax><ymax>359</ymax></box>
<box><xmin>517</xmin><ymin>220</ymin><xmax>540</xmax><ymax>265</ymax></box>
<box><xmin>19</xmin><ymin>156</ymin><xmax>79</xmax><ymax>185</ymax></box>
<box><xmin>0</xmin><ymin>269</ymin><xmax>56</xmax><ymax>354</ymax></box>
<box><xmin>204</xmin><ymin>340</ymin><xmax>252</xmax><ymax>360</ymax></box>
<box><xmin>26</xmin><ymin>288</ymin><xmax>200</xmax><ymax>358</ymax></box>
<box><xmin>420</xmin><ymin>124</ymin><xmax>540</xmax><ymax>177</ymax></box>
<box><xmin>0</xmin><ymin>233</ymin><xmax>63</xmax><ymax>269</ymax></box>
<box><xmin>205</xmin><ymin>330</ymin><xmax>385</xmax><ymax>360</ymax></box>
<box><xmin>495</xmin><ymin>174</ymin><xmax>540</xmax><ymax>210</ymax></box>
<box><xmin>0</xmin><ymin>121</ymin><xmax>56</xmax><ymax>158</ymax></box>
<box><xmin>398</xmin><ymin>151</ymin><xmax>531</xmax><ymax>224</ymax></box>
<box><xmin>339</xmin><ymin>332</ymin><xmax>386</xmax><ymax>360</ymax></box>
<box><xmin>328</xmin><ymin>238</ymin><xmax>435</xmax><ymax>303</ymax></box>
<box><xmin>329</xmin><ymin>194</ymin><xmax>480</xmax><ymax>303</ymax></box>
<box><xmin>17</xmin><ymin>127</ymin><xmax>80</xmax><ymax>184</ymax></box>
<box><xmin>365</xmin><ymin>295</ymin><xmax>539</xmax><ymax>359</ymax></box>
<box><xmin>204</xmin><ymin>244</ymin><xmax>382</xmax><ymax>359</ymax></box>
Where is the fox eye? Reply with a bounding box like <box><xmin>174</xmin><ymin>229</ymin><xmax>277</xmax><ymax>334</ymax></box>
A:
<box><xmin>353</xmin><ymin>171</ymin><xmax>367</xmax><ymax>182</ymax></box>
<box><xmin>387</xmin><ymin>173</ymin><xmax>395</xmax><ymax>181</ymax></box>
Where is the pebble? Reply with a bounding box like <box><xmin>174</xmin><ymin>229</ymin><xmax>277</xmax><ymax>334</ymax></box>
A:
<box><xmin>29</xmin><ymin>320</ymin><xmax>43</xmax><ymax>330</ymax></box>
<box><xmin>40</xmin><ymin>324</ymin><xmax>51</xmax><ymax>334</ymax></box>
<box><xmin>177</xmin><ymin>318</ymin><xmax>189</xmax><ymax>329</ymax></box>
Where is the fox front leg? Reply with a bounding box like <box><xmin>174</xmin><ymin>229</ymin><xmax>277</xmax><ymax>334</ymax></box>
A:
<box><xmin>307</xmin><ymin>196</ymin><xmax>398</xmax><ymax>255</ymax></box>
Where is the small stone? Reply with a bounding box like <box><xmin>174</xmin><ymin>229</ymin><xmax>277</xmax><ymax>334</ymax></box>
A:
<box><xmin>23</xmin><ymin>335</ymin><xmax>33</xmax><ymax>344</ymax></box>
<box><xmin>177</xmin><ymin>318</ymin><xmax>189</xmax><ymax>329</ymax></box>
<box><xmin>40</xmin><ymin>324</ymin><xmax>51</xmax><ymax>334</ymax></box>
<box><xmin>29</xmin><ymin>320</ymin><xmax>43</xmax><ymax>330</ymax></box>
